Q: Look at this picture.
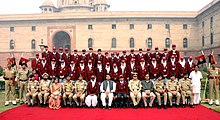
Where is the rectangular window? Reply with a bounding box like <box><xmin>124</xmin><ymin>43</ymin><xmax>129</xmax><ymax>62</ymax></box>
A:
<box><xmin>130</xmin><ymin>24</ymin><xmax>134</xmax><ymax>30</ymax></box>
<box><xmin>10</xmin><ymin>27</ymin><xmax>14</xmax><ymax>32</ymax></box>
<box><xmin>32</xmin><ymin>26</ymin><xmax>36</xmax><ymax>31</ymax></box>
<box><xmin>88</xmin><ymin>25</ymin><xmax>93</xmax><ymax>30</ymax></box>
<box><xmin>165</xmin><ymin>24</ymin><xmax>170</xmax><ymax>30</ymax></box>
<box><xmin>210</xmin><ymin>33</ymin><xmax>213</xmax><ymax>45</ymax></box>
<box><xmin>112</xmin><ymin>38</ymin><xmax>116</xmax><ymax>48</ymax></box>
<box><xmin>147</xmin><ymin>24</ymin><xmax>152</xmax><ymax>29</ymax></box>
<box><xmin>112</xmin><ymin>24</ymin><xmax>116</xmax><ymax>29</ymax></box>
<box><xmin>210</xmin><ymin>17</ymin><xmax>213</xmax><ymax>29</ymax></box>
<box><xmin>202</xmin><ymin>36</ymin><xmax>205</xmax><ymax>47</ymax></box>
<box><xmin>202</xmin><ymin>21</ymin><xmax>204</xmax><ymax>28</ymax></box>
<box><xmin>183</xmin><ymin>24</ymin><xmax>187</xmax><ymax>29</ymax></box>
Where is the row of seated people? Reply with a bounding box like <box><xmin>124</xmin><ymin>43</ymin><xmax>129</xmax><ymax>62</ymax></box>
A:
<box><xmin>27</xmin><ymin>72</ymin><xmax>195</xmax><ymax>110</ymax></box>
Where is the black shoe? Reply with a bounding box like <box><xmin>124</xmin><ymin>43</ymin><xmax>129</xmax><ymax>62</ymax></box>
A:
<box><xmin>190</xmin><ymin>105</ymin><xmax>194</xmax><ymax>108</ymax></box>
<box><xmin>182</xmin><ymin>105</ymin><xmax>186</xmax><ymax>108</ymax></box>
<box><xmin>133</xmin><ymin>105</ymin><xmax>138</xmax><ymax>109</ymax></box>
<box><xmin>169</xmin><ymin>105</ymin><xmax>173</xmax><ymax>108</ymax></box>
<box><xmin>164</xmin><ymin>105</ymin><xmax>167</xmax><ymax>109</ymax></box>
<box><xmin>103</xmin><ymin>106</ymin><xmax>106</xmax><ymax>110</ymax></box>
<box><xmin>31</xmin><ymin>104</ymin><xmax>35</xmax><ymax>107</ymax></box>
<box><xmin>63</xmin><ymin>105</ymin><xmax>67</xmax><ymax>108</ymax></box>
<box><xmin>149</xmin><ymin>106</ymin><xmax>153</xmax><ymax>108</ymax></box>
<box><xmin>43</xmin><ymin>104</ymin><xmax>46</xmax><ymax>108</ymax></box>
<box><xmin>108</xmin><ymin>106</ymin><xmax>111</xmax><ymax>110</ymax></box>
<box><xmin>28</xmin><ymin>104</ymin><xmax>31</xmax><ymax>107</ymax></box>
<box><xmin>144</xmin><ymin>106</ymin><xmax>147</xmax><ymax>109</ymax></box>
<box><xmin>70</xmin><ymin>105</ymin><xmax>73</xmax><ymax>108</ymax></box>
<box><xmin>40</xmin><ymin>104</ymin><xmax>43</xmax><ymax>107</ymax></box>
<box><xmin>92</xmin><ymin>106</ymin><xmax>96</xmax><ymax>109</ymax></box>
<box><xmin>175</xmin><ymin>105</ymin><xmax>179</xmax><ymax>108</ymax></box>
<box><xmin>158</xmin><ymin>105</ymin><xmax>161</xmax><ymax>109</ymax></box>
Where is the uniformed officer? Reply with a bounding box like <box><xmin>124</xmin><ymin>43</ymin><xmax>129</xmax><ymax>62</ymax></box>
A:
<box><xmin>26</xmin><ymin>74</ymin><xmax>39</xmax><ymax>107</ymax></box>
<box><xmin>63</xmin><ymin>76</ymin><xmax>75</xmax><ymax>108</ymax></box>
<box><xmin>3</xmin><ymin>63</ymin><xmax>17</xmax><ymax>106</ymax></box>
<box><xmin>154</xmin><ymin>74</ymin><xmax>167</xmax><ymax>109</ymax></box>
<box><xmin>128</xmin><ymin>73</ymin><xmax>142</xmax><ymax>109</ymax></box>
<box><xmin>17</xmin><ymin>62</ymin><xmax>29</xmax><ymax>104</ymax></box>
<box><xmin>207</xmin><ymin>63</ymin><xmax>220</xmax><ymax>106</ymax></box>
<box><xmin>73</xmin><ymin>74</ymin><xmax>87</xmax><ymax>107</ymax></box>
<box><xmin>38</xmin><ymin>73</ymin><xmax>51</xmax><ymax>107</ymax></box>
<box><xmin>166</xmin><ymin>74</ymin><xmax>181</xmax><ymax>108</ymax></box>
<box><xmin>179</xmin><ymin>72</ymin><xmax>194</xmax><ymax>108</ymax></box>
<box><xmin>141</xmin><ymin>74</ymin><xmax>156</xmax><ymax>108</ymax></box>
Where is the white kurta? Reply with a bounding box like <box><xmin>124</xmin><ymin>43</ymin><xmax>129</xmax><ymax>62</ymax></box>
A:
<box><xmin>189</xmin><ymin>71</ymin><xmax>203</xmax><ymax>93</ymax></box>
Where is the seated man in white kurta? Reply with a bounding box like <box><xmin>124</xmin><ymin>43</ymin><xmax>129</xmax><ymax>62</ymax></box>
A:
<box><xmin>100</xmin><ymin>74</ymin><xmax>116</xmax><ymax>110</ymax></box>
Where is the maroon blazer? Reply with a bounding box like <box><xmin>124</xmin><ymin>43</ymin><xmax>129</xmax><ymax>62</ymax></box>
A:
<box><xmin>87</xmin><ymin>82</ymin><xmax>100</xmax><ymax>95</ymax></box>
<box><xmin>136</xmin><ymin>54</ymin><xmax>145</xmax><ymax>65</ymax></box>
<box><xmin>138</xmin><ymin>65</ymin><xmax>149</xmax><ymax>80</ymax></box>
<box><xmin>31</xmin><ymin>59</ymin><xmax>41</xmax><ymax>71</ymax></box>
<box><xmin>127</xmin><ymin>64</ymin><xmax>139</xmax><ymax>79</ymax></box>
<box><xmin>116</xmin><ymin>81</ymin><xmax>129</xmax><ymax>95</ymax></box>
<box><xmin>186</xmin><ymin>62</ymin><xmax>196</xmax><ymax>74</ymax></box>
<box><xmin>159</xmin><ymin>63</ymin><xmax>169</xmax><ymax>78</ymax></box>
<box><xmin>86</xmin><ymin>53</ymin><xmax>96</xmax><ymax>66</ymax></box>
<box><xmin>145</xmin><ymin>53</ymin><xmax>153</xmax><ymax>65</ymax></box>
<box><xmin>48</xmin><ymin>64</ymin><xmax>58</xmax><ymax>78</ymax></box>
<box><xmin>77</xmin><ymin>67</ymin><xmax>86</xmax><ymax>80</ymax></box>
<box><xmin>71</xmin><ymin>54</ymin><xmax>80</xmax><ymax>67</ymax></box>
<box><xmin>152</xmin><ymin>52</ymin><xmax>162</xmax><ymax>64</ymax></box>
<box><xmin>120</xmin><ymin>55</ymin><xmax>129</xmax><ymax>65</ymax></box>
<box><xmin>85</xmin><ymin>66</ymin><xmax>95</xmax><ymax>81</ymax></box>
<box><xmin>167</xmin><ymin>62</ymin><xmax>179</xmax><ymax>78</ymax></box>
<box><xmin>42</xmin><ymin>51</ymin><xmax>52</xmax><ymax>63</ymax></box>
<box><xmin>149</xmin><ymin>63</ymin><xmax>160</xmax><ymax>79</ymax></box>
<box><xmin>58</xmin><ymin>66</ymin><xmax>67</xmax><ymax>78</ymax></box>
<box><xmin>95</xmin><ymin>67</ymin><xmax>105</xmax><ymax>83</ymax></box>
<box><xmin>168</xmin><ymin>50</ymin><xmax>180</xmax><ymax>62</ymax></box>
<box><xmin>67</xmin><ymin>66</ymin><xmax>78</xmax><ymax>81</ymax></box>
<box><xmin>110</xmin><ymin>68</ymin><xmax>122</xmax><ymax>82</ymax></box>
<box><xmin>51</xmin><ymin>52</ymin><xmax>60</xmax><ymax>64</ymax></box>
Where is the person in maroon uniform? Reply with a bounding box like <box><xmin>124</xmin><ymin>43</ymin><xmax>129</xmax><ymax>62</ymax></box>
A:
<box><xmin>116</xmin><ymin>75</ymin><xmax>129</xmax><ymax>108</ymax></box>
<box><xmin>120</xmin><ymin>50</ymin><xmax>129</xmax><ymax>65</ymax></box>
<box><xmin>168</xmin><ymin>55</ymin><xmax>179</xmax><ymax>78</ymax></box>
<box><xmin>136</xmin><ymin>48</ymin><xmax>145</xmax><ymax>66</ymax></box>
<box><xmin>109</xmin><ymin>52</ymin><xmax>119</xmax><ymax>68</ymax></box>
<box><xmin>86</xmin><ymin>48</ymin><xmax>96</xmax><ymax>66</ymax></box>
<box><xmin>96</xmin><ymin>49</ymin><xmax>104</xmax><ymax>67</ymax></box>
<box><xmin>85</xmin><ymin>75</ymin><xmax>100</xmax><ymax>108</ymax></box>
<box><xmin>138</xmin><ymin>58</ymin><xmax>148</xmax><ymax>80</ymax></box>
<box><xmin>85</xmin><ymin>60</ymin><xmax>95</xmax><ymax>81</ymax></box>
<box><xmin>186</xmin><ymin>56</ymin><xmax>195</xmax><ymax>74</ymax></box>
<box><xmin>58</xmin><ymin>60</ymin><xmax>67</xmax><ymax>83</ymax></box>
<box><xmin>48</xmin><ymin>58</ymin><xmax>58</xmax><ymax>82</ymax></box>
<box><xmin>161</xmin><ymin>48</ymin><xmax>169</xmax><ymax>58</ymax></box>
<box><xmin>67</xmin><ymin>61</ymin><xmax>78</xmax><ymax>81</ymax></box>
<box><xmin>120</xmin><ymin>60</ymin><xmax>129</xmax><ymax>81</ymax></box>
<box><xmin>64</xmin><ymin>48</ymin><xmax>71</xmax><ymax>66</ymax></box>
<box><xmin>39</xmin><ymin>57</ymin><xmax>49</xmax><ymax>78</ymax></box>
<box><xmin>71</xmin><ymin>49</ymin><xmax>80</xmax><ymax>67</ymax></box>
<box><xmin>42</xmin><ymin>46</ymin><xmax>52</xmax><ymax>63</ymax></box>
<box><xmin>145</xmin><ymin>48</ymin><xmax>152</xmax><ymax>66</ymax></box>
<box><xmin>95</xmin><ymin>61</ymin><xmax>105</xmax><ymax>83</ymax></box>
<box><xmin>51</xmin><ymin>47</ymin><xmax>59</xmax><ymax>64</ymax></box>
<box><xmin>159</xmin><ymin>57</ymin><xmax>169</xmax><ymax>83</ymax></box>
<box><xmin>111</xmin><ymin>63</ymin><xmax>121</xmax><ymax>82</ymax></box>
<box><xmin>80</xmin><ymin>49</ymin><xmax>88</xmax><ymax>66</ymax></box>
<box><xmin>31</xmin><ymin>53</ymin><xmax>41</xmax><ymax>72</ymax></box>
<box><xmin>168</xmin><ymin>44</ymin><xmax>180</xmax><ymax>62</ymax></box>
<box><xmin>104</xmin><ymin>62</ymin><xmax>111</xmax><ymax>78</ymax></box>
<box><xmin>58</xmin><ymin>47</ymin><xmax>67</xmax><ymax>65</ymax></box>
<box><xmin>103</xmin><ymin>52</ymin><xmax>110</xmax><ymax>67</ymax></box>
<box><xmin>152</xmin><ymin>47</ymin><xmax>162</xmax><ymax>64</ymax></box>
<box><xmin>128</xmin><ymin>49</ymin><xmax>136</xmax><ymax>64</ymax></box>
<box><xmin>115</xmin><ymin>52</ymin><xmax>121</xmax><ymax>67</ymax></box>
<box><xmin>149</xmin><ymin>58</ymin><xmax>160</xmax><ymax>80</ymax></box>
<box><xmin>127</xmin><ymin>59</ymin><xmax>138</xmax><ymax>80</ymax></box>
<box><xmin>78</xmin><ymin>60</ymin><xmax>86</xmax><ymax>80</ymax></box>
<box><xmin>179</xmin><ymin>57</ymin><xmax>188</xmax><ymax>79</ymax></box>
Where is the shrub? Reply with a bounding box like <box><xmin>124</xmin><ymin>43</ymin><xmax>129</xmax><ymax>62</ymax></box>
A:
<box><xmin>0</xmin><ymin>66</ymin><xmax>3</xmax><ymax>76</ymax></box>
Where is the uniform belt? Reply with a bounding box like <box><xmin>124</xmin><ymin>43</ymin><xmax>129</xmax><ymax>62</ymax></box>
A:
<box><xmin>4</xmin><ymin>78</ymin><xmax>13</xmax><ymax>80</ymax></box>
<box><xmin>20</xmin><ymin>80</ymin><xmax>27</xmax><ymax>81</ymax></box>
<box><xmin>209</xmin><ymin>77</ymin><xmax>218</xmax><ymax>79</ymax></box>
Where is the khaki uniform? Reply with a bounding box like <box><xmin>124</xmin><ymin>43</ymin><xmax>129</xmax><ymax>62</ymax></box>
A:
<box><xmin>17</xmin><ymin>68</ymin><xmax>29</xmax><ymax>103</ymax></box>
<box><xmin>26</xmin><ymin>80</ymin><xmax>39</xmax><ymax>105</ymax></box>
<box><xmin>63</xmin><ymin>80</ymin><xmax>75</xmax><ymax>106</ymax></box>
<box><xmin>166</xmin><ymin>80</ymin><xmax>180</xmax><ymax>106</ymax></box>
<box><xmin>73</xmin><ymin>80</ymin><xmax>87</xmax><ymax>105</ymax></box>
<box><xmin>208</xmin><ymin>68</ymin><xmax>219</xmax><ymax>101</ymax></box>
<box><xmin>128</xmin><ymin>79</ymin><xmax>142</xmax><ymax>106</ymax></box>
<box><xmin>38</xmin><ymin>80</ymin><xmax>51</xmax><ymax>104</ymax></box>
<box><xmin>154</xmin><ymin>80</ymin><xmax>167</xmax><ymax>105</ymax></box>
<box><xmin>179</xmin><ymin>78</ymin><xmax>194</xmax><ymax>105</ymax></box>
<box><xmin>3</xmin><ymin>68</ymin><xmax>16</xmax><ymax>102</ymax></box>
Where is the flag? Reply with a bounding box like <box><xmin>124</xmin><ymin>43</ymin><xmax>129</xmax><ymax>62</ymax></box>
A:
<box><xmin>7</xmin><ymin>57</ymin><xmax>16</xmax><ymax>67</ymax></box>
<box><xmin>195</xmin><ymin>55</ymin><xmax>206</xmax><ymax>65</ymax></box>
<box><xmin>19</xmin><ymin>57</ymin><xmax>30</xmax><ymax>65</ymax></box>
<box><xmin>209</xmin><ymin>54</ymin><xmax>217</xmax><ymax>64</ymax></box>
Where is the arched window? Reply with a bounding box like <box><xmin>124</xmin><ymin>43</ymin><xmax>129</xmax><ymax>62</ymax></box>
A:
<box><xmin>147</xmin><ymin>38</ymin><xmax>152</xmax><ymax>48</ymax></box>
<box><xmin>31</xmin><ymin>39</ymin><xmax>36</xmax><ymax>49</ymax></box>
<box><xmin>88</xmin><ymin>38</ymin><xmax>93</xmax><ymax>48</ymax></box>
<box><xmin>10</xmin><ymin>40</ymin><xmax>14</xmax><ymax>50</ymax></box>
<box><xmin>112</xmin><ymin>38</ymin><xmax>116</xmax><ymax>48</ymax></box>
<box><xmin>165</xmin><ymin>38</ymin><xmax>170</xmax><ymax>48</ymax></box>
<box><xmin>183</xmin><ymin>38</ymin><xmax>188</xmax><ymax>48</ymax></box>
<box><xmin>130</xmin><ymin>38</ymin><xmax>134</xmax><ymax>48</ymax></box>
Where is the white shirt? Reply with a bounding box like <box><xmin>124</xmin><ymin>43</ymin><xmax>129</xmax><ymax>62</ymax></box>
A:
<box><xmin>189</xmin><ymin>71</ymin><xmax>203</xmax><ymax>93</ymax></box>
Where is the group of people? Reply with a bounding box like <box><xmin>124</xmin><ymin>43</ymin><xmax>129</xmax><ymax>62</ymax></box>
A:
<box><xmin>3</xmin><ymin>44</ymin><xmax>219</xmax><ymax>110</ymax></box>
